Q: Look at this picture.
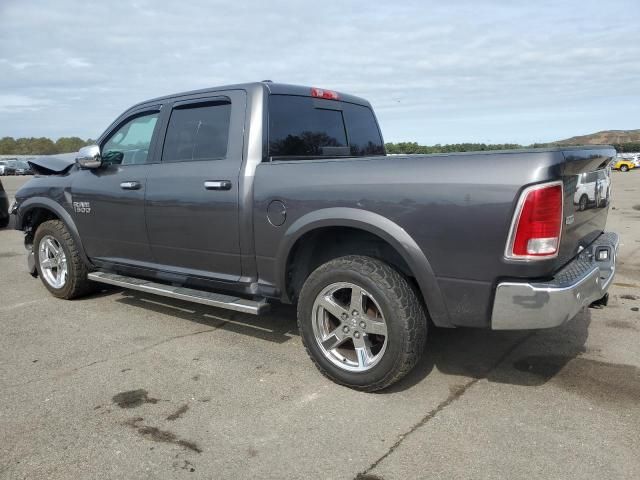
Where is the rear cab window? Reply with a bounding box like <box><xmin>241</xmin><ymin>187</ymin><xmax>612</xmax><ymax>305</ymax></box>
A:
<box><xmin>268</xmin><ymin>95</ymin><xmax>384</xmax><ymax>160</ymax></box>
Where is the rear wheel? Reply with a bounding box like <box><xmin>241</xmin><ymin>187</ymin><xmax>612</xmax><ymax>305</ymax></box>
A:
<box><xmin>0</xmin><ymin>216</ymin><xmax>9</xmax><ymax>228</ymax></box>
<box><xmin>620</xmin><ymin>164</ymin><xmax>629</xmax><ymax>172</ymax></box>
<box><xmin>34</xmin><ymin>220</ymin><xmax>95</xmax><ymax>299</ymax></box>
<box><xmin>297</xmin><ymin>255</ymin><xmax>427</xmax><ymax>391</ymax></box>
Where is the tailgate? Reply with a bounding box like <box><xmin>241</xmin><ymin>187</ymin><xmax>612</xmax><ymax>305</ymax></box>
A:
<box><xmin>557</xmin><ymin>147</ymin><xmax>615</xmax><ymax>267</ymax></box>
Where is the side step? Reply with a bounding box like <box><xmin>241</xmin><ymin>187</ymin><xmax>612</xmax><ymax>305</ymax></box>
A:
<box><xmin>87</xmin><ymin>271</ymin><xmax>270</xmax><ymax>315</ymax></box>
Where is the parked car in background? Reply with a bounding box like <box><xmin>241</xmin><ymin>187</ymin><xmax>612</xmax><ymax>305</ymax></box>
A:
<box><xmin>0</xmin><ymin>160</ymin><xmax>17</xmax><ymax>176</ymax></box>
<box><xmin>613</xmin><ymin>158</ymin><xmax>635</xmax><ymax>172</ymax></box>
<box><xmin>15</xmin><ymin>160</ymin><xmax>33</xmax><ymax>175</ymax></box>
<box><xmin>0</xmin><ymin>179</ymin><xmax>10</xmax><ymax>228</ymax></box>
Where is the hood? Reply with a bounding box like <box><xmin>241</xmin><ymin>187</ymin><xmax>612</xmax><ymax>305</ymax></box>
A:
<box><xmin>28</xmin><ymin>153</ymin><xmax>77</xmax><ymax>175</ymax></box>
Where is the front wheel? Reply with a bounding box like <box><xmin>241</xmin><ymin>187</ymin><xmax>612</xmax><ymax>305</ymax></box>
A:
<box><xmin>620</xmin><ymin>165</ymin><xmax>629</xmax><ymax>172</ymax></box>
<box><xmin>297</xmin><ymin>255</ymin><xmax>427</xmax><ymax>391</ymax></box>
<box><xmin>34</xmin><ymin>220</ymin><xmax>96</xmax><ymax>299</ymax></box>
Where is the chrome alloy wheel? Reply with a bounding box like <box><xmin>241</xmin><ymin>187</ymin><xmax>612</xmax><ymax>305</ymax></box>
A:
<box><xmin>311</xmin><ymin>282</ymin><xmax>388</xmax><ymax>372</ymax></box>
<box><xmin>38</xmin><ymin>235</ymin><xmax>68</xmax><ymax>289</ymax></box>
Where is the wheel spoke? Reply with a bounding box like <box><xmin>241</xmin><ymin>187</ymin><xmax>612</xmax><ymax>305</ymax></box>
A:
<box><xmin>363</xmin><ymin>317</ymin><xmax>387</xmax><ymax>336</ymax></box>
<box><xmin>318</xmin><ymin>296</ymin><xmax>349</xmax><ymax>321</ymax></box>
<box><xmin>353</xmin><ymin>335</ymin><xmax>373</xmax><ymax>368</ymax></box>
<box><xmin>40</xmin><ymin>258</ymin><xmax>54</xmax><ymax>269</ymax></box>
<box><xmin>321</xmin><ymin>326</ymin><xmax>349</xmax><ymax>351</ymax></box>
<box><xmin>349</xmin><ymin>286</ymin><xmax>364</xmax><ymax>314</ymax></box>
<box><xmin>45</xmin><ymin>238</ymin><xmax>60</xmax><ymax>256</ymax></box>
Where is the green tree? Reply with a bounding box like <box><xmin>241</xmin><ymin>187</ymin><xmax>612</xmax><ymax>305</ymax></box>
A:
<box><xmin>0</xmin><ymin>137</ymin><xmax>17</xmax><ymax>154</ymax></box>
<box><xmin>55</xmin><ymin>137</ymin><xmax>90</xmax><ymax>153</ymax></box>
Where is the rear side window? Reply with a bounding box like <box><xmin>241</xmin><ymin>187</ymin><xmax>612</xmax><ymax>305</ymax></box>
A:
<box><xmin>162</xmin><ymin>101</ymin><xmax>231</xmax><ymax>163</ymax></box>
<box><xmin>342</xmin><ymin>102</ymin><xmax>386</xmax><ymax>156</ymax></box>
<box><xmin>269</xmin><ymin>95</ymin><xmax>384</xmax><ymax>159</ymax></box>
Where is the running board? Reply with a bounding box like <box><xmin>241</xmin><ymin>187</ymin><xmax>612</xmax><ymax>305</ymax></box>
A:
<box><xmin>87</xmin><ymin>271</ymin><xmax>269</xmax><ymax>315</ymax></box>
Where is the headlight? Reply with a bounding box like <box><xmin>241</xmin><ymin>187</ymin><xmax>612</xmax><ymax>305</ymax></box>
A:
<box><xmin>9</xmin><ymin>200</ymin><xmax>18</xmax><ymax>215</ymax></box>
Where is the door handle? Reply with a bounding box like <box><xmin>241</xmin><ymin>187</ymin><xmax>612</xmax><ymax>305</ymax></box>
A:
<box><xmin>204</xmin><ymin>180</ymin><xmax>232</xmax><ymax>191</ymax></box>
<box><xmin>120</xmin><ymin>181</ymin><xmax>141</xmax><ymax>190</ymax></box>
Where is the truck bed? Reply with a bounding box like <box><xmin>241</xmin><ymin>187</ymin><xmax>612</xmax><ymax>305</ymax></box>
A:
<box><xmin>253</xmin><ymin>145</ymin><xmax>614</xmax><ymax>327</ymax></box>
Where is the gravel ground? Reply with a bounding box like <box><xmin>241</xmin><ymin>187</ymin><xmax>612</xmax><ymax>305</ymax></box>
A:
<box><xmin>0</xmin><ymin>172</ymin><xmax>639</xmax><ymax>480</ymax></box>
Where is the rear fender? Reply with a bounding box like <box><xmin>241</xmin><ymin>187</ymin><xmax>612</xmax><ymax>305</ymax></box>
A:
<box><xmin>275</xmin><ymin>207</ymin><xmax>452</xmax><ymax>327</ymax></box>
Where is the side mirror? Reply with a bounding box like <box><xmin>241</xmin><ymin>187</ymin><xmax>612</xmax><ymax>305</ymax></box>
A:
<box><xmin>76</xmin><ymin>145</ymin><xmax>102</xmax><ymax>169</ymax></box>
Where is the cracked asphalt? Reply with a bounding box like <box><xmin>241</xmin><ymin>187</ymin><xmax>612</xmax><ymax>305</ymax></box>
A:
<box><xmin>1</xmin><ymin>173</ymin><xmax>639</xmax><ymax>480</ymax></box>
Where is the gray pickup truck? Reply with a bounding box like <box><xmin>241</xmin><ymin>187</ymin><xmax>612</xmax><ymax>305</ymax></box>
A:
<box><xmin>12</xmin><ymin>82</ymin><xmax>618</xmax><ymax>391</ymax></box>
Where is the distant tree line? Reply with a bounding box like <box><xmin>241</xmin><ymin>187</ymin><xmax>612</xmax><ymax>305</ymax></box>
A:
<box><xmin>385</xmin><ymin>142</ymin><xmax>640</xmax><ymax>154</ymax></box>
<box><xmin>384</xmin><ymin>142</ymin><xmax>524</xmax><ymax>154</ymax></box>
<box><xmin>612</xmin><ymin>142</ymin><xmax>640</xmax><ymax>153</ymax></box>
<box><xmin>0</xmin><ymin>137</ymin><xmax>93</xmax><ymax>155</ymax></box>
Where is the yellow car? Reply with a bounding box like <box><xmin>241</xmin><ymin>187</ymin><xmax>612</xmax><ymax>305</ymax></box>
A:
<box><xmin>613</xmin><ymin>159</ymin><xmax>635</xmax><ymax>172</ymax></box>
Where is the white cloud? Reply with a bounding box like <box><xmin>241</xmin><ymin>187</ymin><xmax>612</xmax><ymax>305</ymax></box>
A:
<box><xmin>65</xmin><ymin>57</ymin><xmax>92</xmax><ymax>68</ymax></box>
<box><xmin>0</xmin><ymin>94</ymin><xmax>51</xmax><ymax>113</ymax></box>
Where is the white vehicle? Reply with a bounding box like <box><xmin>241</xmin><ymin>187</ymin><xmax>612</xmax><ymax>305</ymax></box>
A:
<box><xmin>0</xmin><ymin>160</ymin><xmax>17</xmax><ymax>176</ymax></box>
<box><xmin>574</xmin><ymin>169</ymin><xmax>610</xmax><ymax>211</ymax></box>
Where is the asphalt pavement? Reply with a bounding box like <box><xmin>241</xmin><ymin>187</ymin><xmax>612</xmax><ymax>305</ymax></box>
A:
<box><xmin>1</xmin><ymin>173</ymin><xmax>639</xmax><ymax>479</ymax></box>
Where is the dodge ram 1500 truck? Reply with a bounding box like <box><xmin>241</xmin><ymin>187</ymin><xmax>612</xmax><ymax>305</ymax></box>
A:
<box><xmin>12</xmin><ymin>82</ymin><xmax>618</xmax><ymax>391</ymax></box>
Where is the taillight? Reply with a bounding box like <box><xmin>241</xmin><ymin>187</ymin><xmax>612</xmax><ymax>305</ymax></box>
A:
<box><xmin>310</xmin><ymin>87</ymin><xmax>339</xmax><ymax>100</ymax></box>
<box><xmin>505</xmin><ymin>182</ymin><xmax>563</xmax><ymax>259</ymax></box>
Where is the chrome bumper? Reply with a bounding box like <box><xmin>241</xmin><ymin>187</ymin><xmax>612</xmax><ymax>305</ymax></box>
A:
<box><xmin>491</xmin><ymin>232</ymin><xmax>619</xmax><ymax>330</ymax></box>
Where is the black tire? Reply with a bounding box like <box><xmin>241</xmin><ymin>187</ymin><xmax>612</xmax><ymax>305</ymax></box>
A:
<box><xmin>0</xmin><ymin>215</ymin><xmax>9</xmax><ymax>228</ymax></box>
<box><xmin>297</xmin><ymin>255</ymin><xmax>427</xmax><ymax>392</ymax></box>
<box><xmin>620</xmin><ymin>165</ymin><xmax>629</xmax><ymax>172</ymax></box>
<box><xmin>34</xmin><ymin>219</ymin><xmax>95</xmax><ymax>299</ymax></box>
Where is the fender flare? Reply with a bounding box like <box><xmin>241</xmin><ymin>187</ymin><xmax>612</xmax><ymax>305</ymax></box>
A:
<box><xmin>16</xmin><ymin>197</ymin><xmax>92</xmax><ymax>267</ymax></box>
<box><xmin>275</xmin><ymin>207</ymin><xmax>452</xmax><ymax>327</ymax></box>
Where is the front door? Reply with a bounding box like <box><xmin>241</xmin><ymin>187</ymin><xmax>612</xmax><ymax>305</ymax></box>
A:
<box><xmin>71</xmin><ymin>109</ymin><xmax>162</xmax><ymax>265</ymax></box>
<box><xmin>144</xmin><ymin>91</ymin><xmax>246</xmax><ymax>281</ymax></box>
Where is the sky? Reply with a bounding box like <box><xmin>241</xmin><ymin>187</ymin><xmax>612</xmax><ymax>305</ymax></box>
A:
<box><xmin>0</xmin><ymin>0</ymin><xmax>638</xmax><ymax>145</ymax></box>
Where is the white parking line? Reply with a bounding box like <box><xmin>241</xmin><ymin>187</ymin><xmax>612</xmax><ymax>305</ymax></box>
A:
<box><xmin>0</xmin><ymin>299</ymin><xmax>44</xmax><ymax>312</ymax></box>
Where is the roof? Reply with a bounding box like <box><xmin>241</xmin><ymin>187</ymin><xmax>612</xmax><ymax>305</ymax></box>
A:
<box><xmin>130</xmin><ymin>81</ymin><xmax>371</xmax><ymax>110</ymax></box>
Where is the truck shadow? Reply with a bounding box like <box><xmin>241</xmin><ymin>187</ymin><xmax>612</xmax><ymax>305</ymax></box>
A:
<box><xmin>91</xmin><ymin>286</ymin><xmax>591</xmax><ymax>391</ymax></box>
<box><xmin>389</xmin><ymin>309</ymin><xmax>592</xmax><ymax>392</ymax></box>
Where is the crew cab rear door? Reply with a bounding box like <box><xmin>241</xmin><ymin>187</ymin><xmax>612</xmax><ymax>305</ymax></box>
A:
<box><xmin>144</xmin><ymin>90</ymin><xmax>246</xmax><ymax>281</ymax></box>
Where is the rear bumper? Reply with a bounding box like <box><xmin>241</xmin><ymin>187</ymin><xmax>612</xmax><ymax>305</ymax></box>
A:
<box><xmin>491</xmin><ymin>232</ymin><xmax>618</xmax><ymax>330</ymax></box>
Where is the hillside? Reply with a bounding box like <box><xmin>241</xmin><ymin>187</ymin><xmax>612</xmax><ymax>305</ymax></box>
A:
<box><xmin>554</xmin><ymin>129</ymin><xmax>640</xmax><ymax>146</ymax></box>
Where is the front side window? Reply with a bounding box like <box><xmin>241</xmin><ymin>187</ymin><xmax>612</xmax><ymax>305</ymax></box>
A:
<box><xmin>161</xmin><ymin>102</ymin><xmax>231</xmax><ymax>163</ymax></box>
<box><xmin>102</xmin><ymin>112</ymin><xmax>159</xmax><ymax>165</ymax></box>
